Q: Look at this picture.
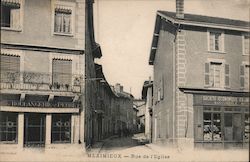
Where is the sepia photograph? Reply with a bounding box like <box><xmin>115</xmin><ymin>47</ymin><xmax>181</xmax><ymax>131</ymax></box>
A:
<box><xmin>0</xmin><ymin>0</ymin><xmax>249</xmax><ymax>161</ymax></box>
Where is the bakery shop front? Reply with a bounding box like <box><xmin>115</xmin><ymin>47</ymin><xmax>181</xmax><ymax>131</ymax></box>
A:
<box><xmin>193</xmin><ymin>93</ymin><xmax>249</xmax><ymax>149</ymax></box>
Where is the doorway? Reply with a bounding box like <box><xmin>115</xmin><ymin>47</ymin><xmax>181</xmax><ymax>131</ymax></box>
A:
<box><xmin>24</xmin><ymin>113</ymin><xmax>46</xmax><ymax>147</ymax></box>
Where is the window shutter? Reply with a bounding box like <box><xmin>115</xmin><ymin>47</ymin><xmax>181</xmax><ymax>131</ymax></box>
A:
<box><xmin>10</xmin><ymin>8</ymin><xmax>20</xmax><ymax>29</ymax></box>
<box><xmin>225</xmin><ymin>64</ymin><xmax>230</xmax><ymax>88</ymax></box>
<box><xmin>0</xmin><ymin>55</ymin><xmax>20</xmax><ymax>83</ymax></box>
<box><xmin>160</xmin><ymin>76</ymin><xmax>164</xmax><ymax>100</ymax></box>
<box><xmin>52</xmin><ymin>59</ymin><xmax>72</xmax><ymax>85</ymax></box>
<box><xmin>240</xmin><ymin>65</ymin><xmax>245</xmax><ymax>89</ymax></box>
<box><xmin>204</xmin><ymin>62</ymin><xmax>210</xmax><ymax>86</ymax></box>
<box><xmin>244</xmin><ymin>36</ymin><xmax>249</xmax><ymax>55</ymax></box>
<box><xmin>209</xmin><ymin>33</ymin><xmax>214</xmax><ymax>51</ymax></box>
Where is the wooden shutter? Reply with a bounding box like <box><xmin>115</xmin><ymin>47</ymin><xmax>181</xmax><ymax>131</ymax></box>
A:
<box><xmin>244</xmin><ymin>36</ymin><xmax>249</xmax><ymax>55</ymax></box>
<box><xmin>10</xmin><ymin>8</ymin><xmax>20</xmax><ymax>29</ymax></box>
<box><xmin>225</xmin><ymin>64</ymin><xmax>230</xmax><ymax>88</ymax></box>
<box><xmin>52</xmin><ymin>59</ymin><xmax>72</xmax><ymax>85</ymax></box>
<box><xmin>209</xmin><ymin>32</ymin><xmax>214</xmax><ymax>51</ymax></box>
<box><xmin>0</xmin><ymin>55</ymin><xmax>20</xmax><ymax>83</ymax></box>
<box><xmin>240</xmin><ymin>65</ymin><xmax>245</xmax><ymax>89</ymax></box>
<box><xmin>204</xmin><ymin>62</ymin><xmax>210</xmax><ymax>86</ymax></box>
<box><xmin>160</xmin><ymin>75</ymin><xmax>164</xmax><ymax>100</ymax></box>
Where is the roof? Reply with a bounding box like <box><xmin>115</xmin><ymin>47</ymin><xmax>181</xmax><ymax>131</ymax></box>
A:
<box><xmin>158</xmin><ymin>11</ymin><xmax>249</xmax><ymax>28</ymax></box>
<box><xmin>95</xmin><ymin>63</ymin><xmax>133</xmax><ymax>100</ymax></box>
<box><xmin>149</xmin><ymin>11</ymin><xmax>250</xmax><ymax>65</ymax></box>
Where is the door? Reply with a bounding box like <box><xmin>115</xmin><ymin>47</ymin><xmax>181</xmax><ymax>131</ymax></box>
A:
<box><xmin>233</xmin><ymin>114</ymin><xmax>242</xmax><ymax>142</ymax></box>
<box><xmin>24</xmin><ymin>113</ymin><xmax>45</xmax><ymax>147</ymax></box>
<box><xmin>224</xmin><ymin>113</ymin><xmax>233</xmax><ymax>141</ymax></box>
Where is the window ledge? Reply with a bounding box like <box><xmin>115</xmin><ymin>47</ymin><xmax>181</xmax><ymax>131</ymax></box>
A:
<box><xmin>207</xmin><ymin>50</ymin><xmax>226</xmax><ymax>54</ymax></box>
<box><xmin>242</xmin><ymin>54</ymin><xmax>250</xmax><ymax>56</ymax></box>
<box><xmin>1</xmin><ymin>27</ymin><xmax>22</xmax><ymax>32</ymax></box>
<box><xmin>53</xmin><ymin>32</ymin><xmax>74</xmax><ymax>37</ymax></box>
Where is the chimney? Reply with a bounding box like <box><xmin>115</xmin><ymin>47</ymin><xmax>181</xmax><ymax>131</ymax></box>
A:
<box><xmin>115</xmin><ymin>83</ymin><xmax>121</xmax><ymax>93</ymax></box>
<box><xmin>176</xmin><ymin>0</ymin><xmax>184</xmax><ymax>19</ymax></box>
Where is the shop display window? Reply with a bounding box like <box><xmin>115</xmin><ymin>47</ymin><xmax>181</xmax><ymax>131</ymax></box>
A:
<box><xmin>244</xmin><ymin>114</ymin><xmax>250</xmax><ymax>142</ymax></box>
<box><xmin>51</xmin><ymin>114</ymin><xmax>71</xmax><ymax>143</ymax></box>
<box><xmin>0</xmin><ymin>112</ymin><xmax>18</xmax><ymax>143</ymax></box>
<box><xmin>203</xmin><ymin>112</ymin><xmax>221</xmax><ymax>141</ymax></box>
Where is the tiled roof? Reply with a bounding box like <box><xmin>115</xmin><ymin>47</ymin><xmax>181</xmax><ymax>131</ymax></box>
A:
<box><xmin>158</xmin><ymin>11</ymin><xmax>249</xmax><ymax>28</ymax></box>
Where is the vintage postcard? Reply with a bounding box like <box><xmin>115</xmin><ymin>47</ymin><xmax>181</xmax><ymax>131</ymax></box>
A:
<box><xmin>0</xmin><ymin>0</ymin><xmax>249</xmax><ymax>162</ymax></box>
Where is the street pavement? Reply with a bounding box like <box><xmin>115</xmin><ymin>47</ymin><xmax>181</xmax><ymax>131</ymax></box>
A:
<box><xmin>0</xmin><ymin>134</ymin><xmax>249</xmax><ymax>162</ymax></box>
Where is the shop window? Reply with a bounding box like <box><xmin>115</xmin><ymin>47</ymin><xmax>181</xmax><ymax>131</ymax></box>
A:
<box><xmin>0</xmin><ymin>54</ymin><xmax>20</xmax><ymax>83</ymax></box>
<box><xmin>52</xmin><ymin>59</ymin><xmax>72</xmax><ymax>86</ymax></box>
<box><xmin>0</xmin><ymin>112</ymin><xmax>18</xmax><ymax>143</ymax></box>
<box><xmin>1</xmin><ymin>0</ymin><xmax>21</xmax><ymax>29</ymax></box>
<box><xmin>203</xmin><ymin>112</ymin><xmax>221</xmax><ymax>141</ymax></box>
<box><xmin>204</xmin><ymin>62</ymin><xmax>229</xmax><ymax>88</ymax></box>
<box><xmin>51</xmin><ymin>114</ymin><xmax>71</xmax><ymax>143</ymax></box>
<box><xmin>244</xmin><ymin>114</ymin><xmax>250</xmax><ymax>142</ymax></box>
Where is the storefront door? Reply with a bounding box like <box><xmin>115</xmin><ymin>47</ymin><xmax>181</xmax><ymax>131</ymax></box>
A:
<box><xmin>24</xmin><ymin>113</ymin><xmax>45</xmax><ymax>147</ymax></box>
<box><xmin>224</xmin><ymin>113</ymin><xmax>242</xmax><ymax>142</ymax></box>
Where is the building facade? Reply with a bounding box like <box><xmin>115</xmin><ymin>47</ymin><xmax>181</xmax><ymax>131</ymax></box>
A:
<box><xmin>142</xmin><ymin>80</ymin><xmax>153</xmax><ymax>142</ymax></box>
<box><xmin>149</xmin><ymin>0</ymin><xmax>249</xmax><ymax>149</ymax></box>
<box><xmin>133</xmin><ymin>99</ymin><xmax>146</xmax><ymax>133</ymax></box>
<box><xmin>93</xmin><ymin>65</ymin><xmax>135</xmax><ymax>143</ymax></box>
<box><xmin>0</xmin><ymin>0</ymin><xmax>87</xmax><ymax>151</ymax></box>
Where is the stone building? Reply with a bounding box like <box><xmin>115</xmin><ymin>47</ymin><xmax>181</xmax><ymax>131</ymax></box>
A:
<box><xmin>149</xmin><ymin>0</ymin><xmax>249</xmax><ymax>149</ymax></box>
<box><xmin>94</xmin><ymin>64</ymin><xmax>135</xmax><ymax>142</ymax></box>
<box><xmin>0</xmin><ymin>0</ymin><xmax>98</xmax><ymax>152</ymax></box>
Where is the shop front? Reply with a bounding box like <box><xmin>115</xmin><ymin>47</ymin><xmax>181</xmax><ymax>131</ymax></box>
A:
<box><xmin>0</xmin><ymin>96</ymin><xmax>81</xmax><ymax>149</ymax></box>
<box><xmin>193</xmin><ymin>94</ymin><xmax>249</xmax><ymax>149</ymax></box>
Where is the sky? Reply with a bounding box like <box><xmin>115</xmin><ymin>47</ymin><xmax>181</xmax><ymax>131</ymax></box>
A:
<box><xmin>93</xmin><ymin>0</ymin><xmax>249</xmax><ymax>99</ymax></box>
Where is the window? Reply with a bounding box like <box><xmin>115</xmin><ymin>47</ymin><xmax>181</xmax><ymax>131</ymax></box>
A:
<box><xmin>204</xmin><ymin>62</ymin><xmax>229</xmax><ymax>88</ymax></box>
<box><xmin>0</xmin><ymin>112</ymin><xmax>18</xmax><ymax>143</ymax></box>
<box><xmin>53</xmin><ymin>2</ymin><xmax>74</xmax><ymax>35</ymax></box>
<box><xmin>203</xmin><ymin>112</ymin><xmax>222</xmax><ymax>141</ymax></box>
<box><xmin>51</xmin><ymin>114</ymin><xmax>71</xmax><ymax>143</ymax></box>
<box><xmin>244</xmin><ymin>113</ymin><xmax>249</xmax><ymax>142</ymax></box>
<box><xmin>208</xmin><ymin>31</ymin><xmax>224</xmax><ymax>52</ymax></box>
<box><xmin>52</xmin><ymin>59</ymin><xmax>72</xmax><ymax>86</ymax></box>
<box><xmin>1</xmin><ymin>0</ymin><xmax>21</xmax><ymax>30</ymax></box>
<box><xmin>243</xmin><ymin>35</ymin><xmax>249</xmax><ymax>55</ymax></box>
<box><xmin>240</xmin><ymin>64</ymin><xmax>249</xmax><ymax>90</ymax></box>
<box><xmin>0</xmin><ymin>54</ymin><xmax>20</xmax><ymax>83</ymax></box>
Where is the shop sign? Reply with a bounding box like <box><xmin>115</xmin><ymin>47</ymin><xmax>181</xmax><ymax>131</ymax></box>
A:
<box><xmin>3</xmin><ymin>100</ymin><xmax>80</xmax><ymax>108</ymax></box>
<box><xmin>194</xmin><ymin>95</ymin><xmax>249</xmax><ymax>106</ymax></box>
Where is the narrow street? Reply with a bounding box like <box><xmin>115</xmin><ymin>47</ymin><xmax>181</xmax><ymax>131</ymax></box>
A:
<box><xmin>99</xmin><ymin>136</ymin><xmax>154</xmax><ymax>154</ymax></box>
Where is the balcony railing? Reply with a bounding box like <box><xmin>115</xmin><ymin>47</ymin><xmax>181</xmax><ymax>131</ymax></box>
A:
<box><xmin>0</xmin><ymin>71</ymin><xmax>82</xmax><ymax>93</ymax></box>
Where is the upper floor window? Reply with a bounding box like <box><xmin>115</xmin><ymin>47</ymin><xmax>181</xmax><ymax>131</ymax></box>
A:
<box><xmin>53</xmin><ymin>2</ymin><xmax>75</xmax><ymax>36</ymax></box>
<box><xmin>240</xmin><ymin>64</ymin><xmax>249</xmax><ymax>90</ymax></box>
<box><xmin>208</xmin><ymin>30</ymin><xmax>224</xmax><ymax>53</ymax></box>
<box><xmin>204</xmin><ymin>61</ymin><xmax>229</xmax><ymax>88</ymax></box>
<box><xmin>243</xmin><ymin>35</ymin><xmax>249</xmax><ymax>56</ymax></box>
<box><xmin>52</xmin><ymin>59</ymin><xmax>72</xmax><ymax>86</ymax></box>
<box><xmin>0</xmin><ymin>54</ymin><xmax>20</xmax><ymax>83</ymax></box>
<box><xmin>1</xmin><ymin>0</ymin><xmax>22</xmax><ymax>30</ymax></box>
